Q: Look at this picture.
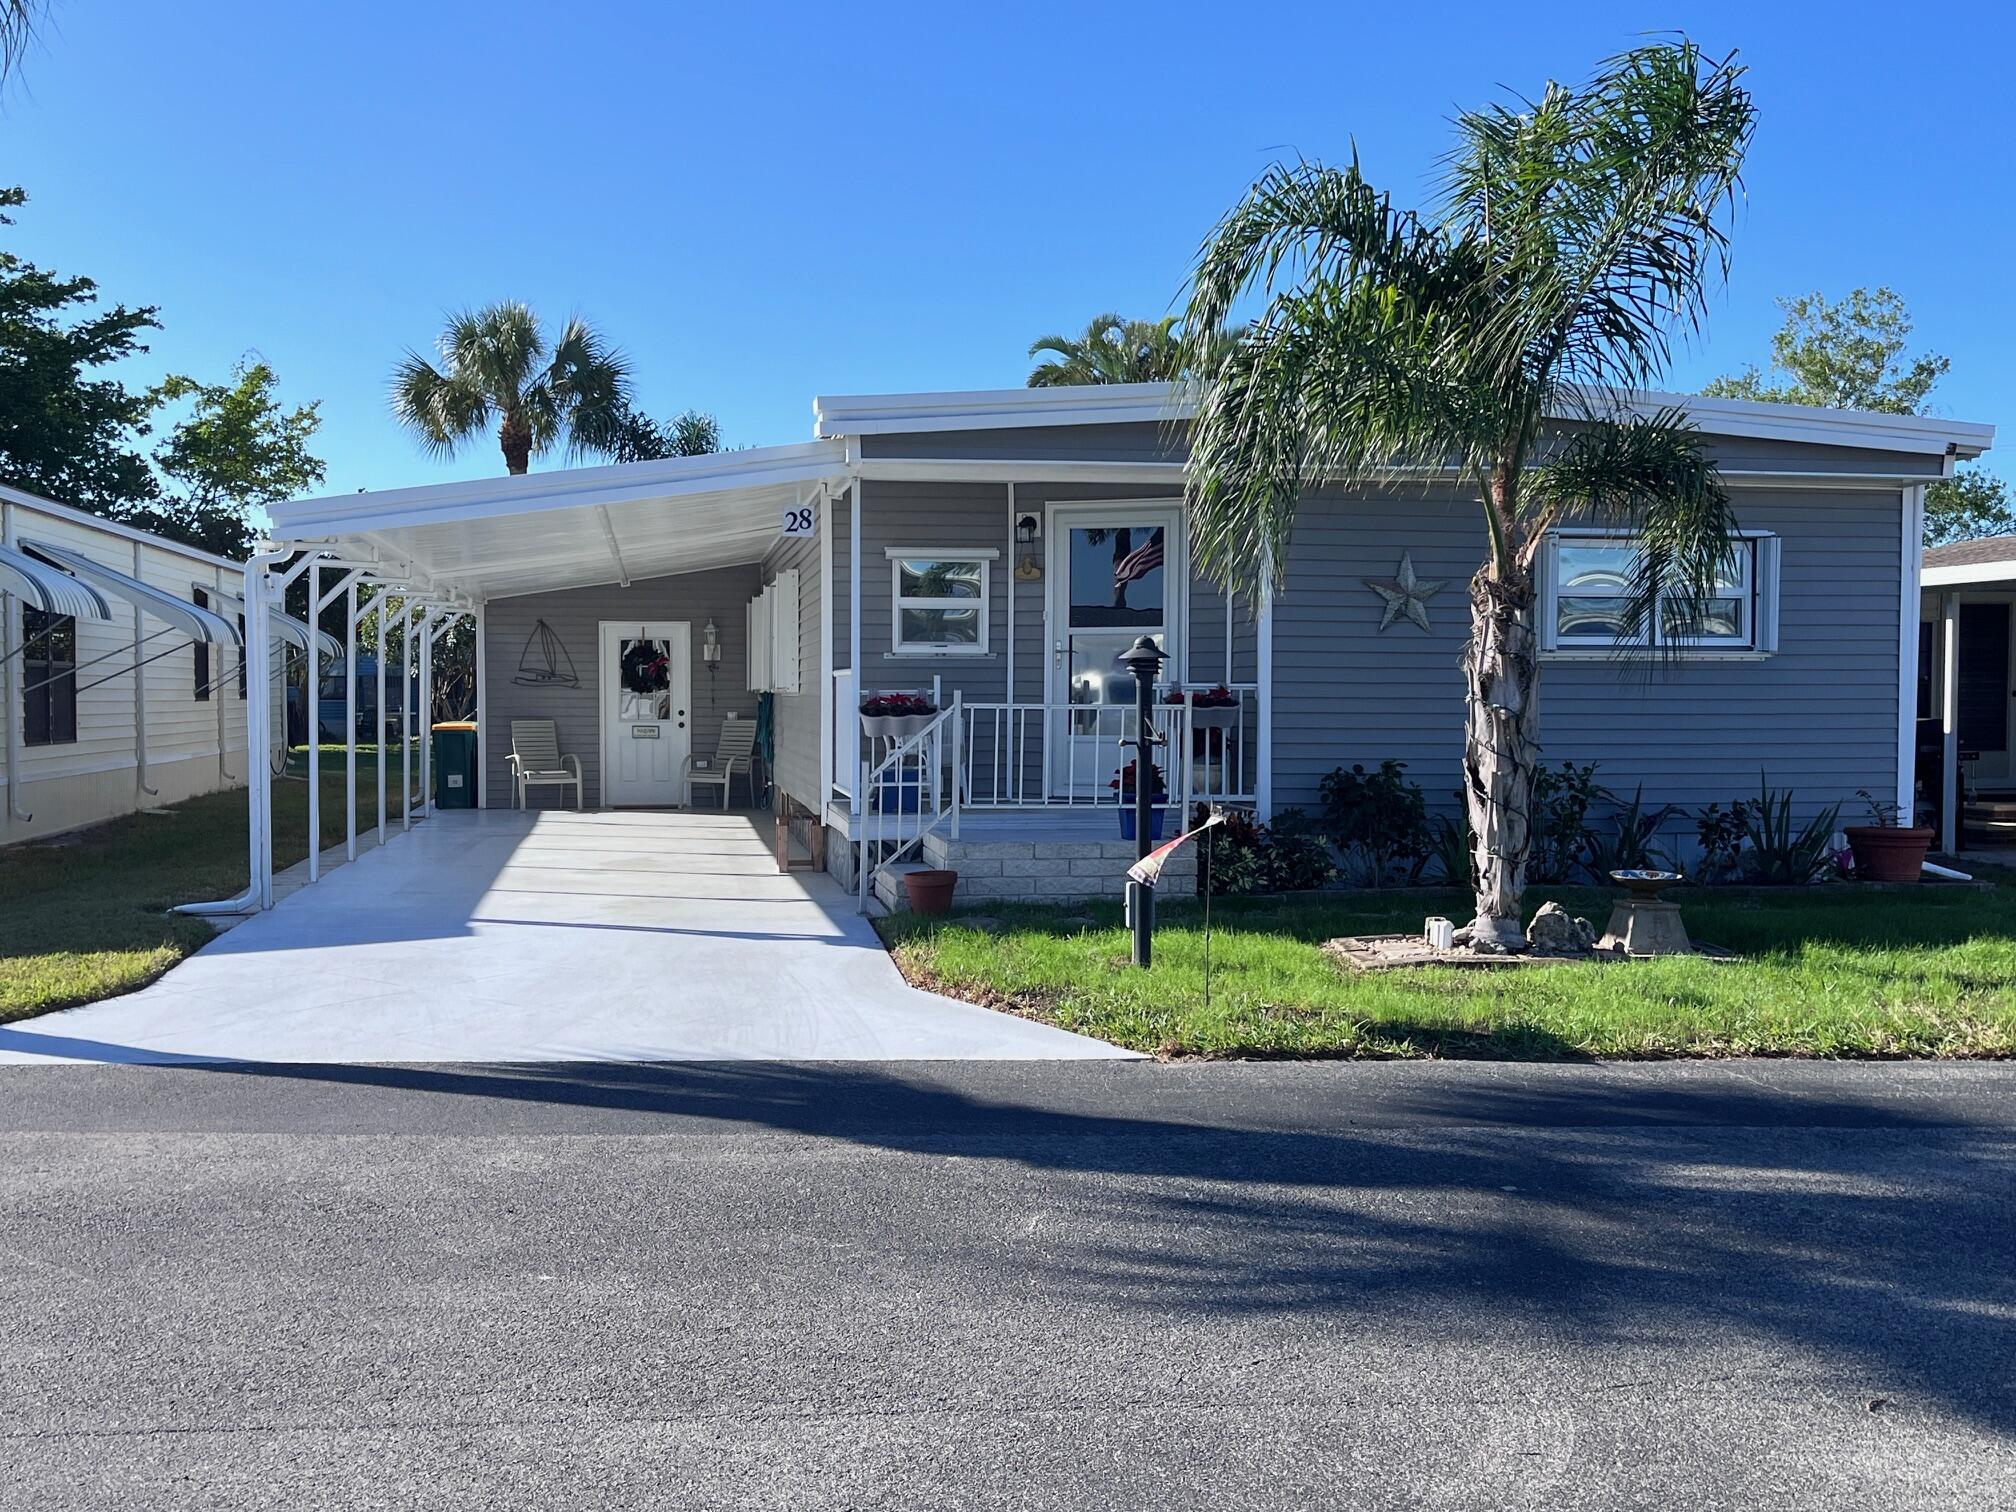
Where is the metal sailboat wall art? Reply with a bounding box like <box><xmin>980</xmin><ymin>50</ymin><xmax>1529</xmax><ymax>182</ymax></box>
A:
<box><xmin>511</xmin><ymin>619</ymin><xmax>581</xmax><ymax>688</ymax></box>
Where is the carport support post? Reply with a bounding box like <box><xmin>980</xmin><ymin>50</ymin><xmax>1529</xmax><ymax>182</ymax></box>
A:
<box><xmin>244</xmin><ymin>560</ymin><xmax>275</xmax><ymax>909</ymax></box>
<box><xmin>419</xmin><ymin>614</ymin><xmax>434</xmax><ymax>817</ymax></box>
<box><xmin>402</xmin><ymin>603</ymin><xmax>417</xmax><ymax>831</ymax></box>
<box><xmin>345</xmin><ymin>581</ymin><xmax>358</xmax><ymax>860</ymax></box>
<box><xmin>375</xmin><ymin>593</ymin><xmax>388</xmax><ymax>843</ymax></box>
<box><xmin>308</xmin><ymin>562</ymin><xmax>321</xmax><ymax>881</ymax></box>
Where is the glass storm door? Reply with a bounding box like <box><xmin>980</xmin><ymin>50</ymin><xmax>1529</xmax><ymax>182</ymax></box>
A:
<box><xmin>599</xmin><ymin>621</ymin><xmax>692</xmax><ymax>806</ymax></box>
<box><xmin>1047</xmin><ymin>505</ymin><xmax>1183</xmax><ymax>797</ymax></box>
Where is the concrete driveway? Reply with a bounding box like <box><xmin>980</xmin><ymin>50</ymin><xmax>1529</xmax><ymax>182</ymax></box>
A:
<box><xmin>0</xmin><ymin>810</ymin><xmax>1129</xmax><ymax>1065</ymax></box>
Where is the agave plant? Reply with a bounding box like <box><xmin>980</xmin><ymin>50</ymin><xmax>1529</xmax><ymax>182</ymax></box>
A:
<box><xmin>1737</xmin><ymin>780</ymin><xmax>1840</xmax><ymax>885</ymax></box>
<box><xmin>1180</xmin><ymin>40</ymin><xmax>1755</xmax><ymax>947</ymax></box>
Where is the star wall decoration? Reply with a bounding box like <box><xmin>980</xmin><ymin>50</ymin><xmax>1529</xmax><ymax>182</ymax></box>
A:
<box><xmin>1363</xmin><ymin>551</ymin><xmax>1445</xmax><ymax>633</ymax></box>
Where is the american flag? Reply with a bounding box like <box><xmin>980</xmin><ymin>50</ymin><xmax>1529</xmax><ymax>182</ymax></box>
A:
<box><xmin>1113</xmin><ymin>528</ymin><xmax>1165</xmax><ymax>588</ymax></box>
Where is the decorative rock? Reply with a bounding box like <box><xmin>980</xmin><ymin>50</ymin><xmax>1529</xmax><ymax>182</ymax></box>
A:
<box><xmin>1526</xmin><ymin>901</ymin><xmax>1595</xmax><ymax>956</ymax></box>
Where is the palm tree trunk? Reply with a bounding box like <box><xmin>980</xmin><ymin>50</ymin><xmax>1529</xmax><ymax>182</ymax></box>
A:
<box><xmin>499</xmin><ymin>413</ymin><xmax>532</xmax><ymax>475</ymax></box>
<box><xmin>1461</xmin><ymin>564</ymin><xmax>1540</xmax><ymax>952</ymax></box>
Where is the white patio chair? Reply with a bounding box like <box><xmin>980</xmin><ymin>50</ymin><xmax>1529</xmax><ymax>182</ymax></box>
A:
<box><xmin>684</xmin><ymin>717</ymin><xmax>759</xmax><ymax>810</ymax></box>
<box><xmin>508</xmin><ymin>718</ymin><xmax>583</xmax><ymax>810</ymax></box>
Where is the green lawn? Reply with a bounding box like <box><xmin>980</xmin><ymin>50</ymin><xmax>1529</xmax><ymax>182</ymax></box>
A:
<box><xmin>0</xmin><ymin>746</ymin><xmax>413</xmax><ymax>1024</ymax></box>
<box><xmin>881</xmin><ymin>878</ymin><xmax>2016</xmax><ymax>1060</ymax></box>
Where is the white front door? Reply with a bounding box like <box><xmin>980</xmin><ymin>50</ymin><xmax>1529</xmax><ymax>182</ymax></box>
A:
<box><xmin>599</xmin><ymin>621</ymin><xmax>692</xmax><ymax>807</ymax></box>
<box><xmin>1046</xmin><ymin>503</ymin><xmax>1185</xmax><ymax>796</ymax></box>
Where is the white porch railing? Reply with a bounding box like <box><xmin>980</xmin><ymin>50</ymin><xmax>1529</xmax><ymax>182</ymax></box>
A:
<box><xmin>955</xmin><ymin>683</ymin><xmax>1258</xmax><ymax>811</ymax></box>
<box><xmin>856</xmin><ymin>693</ymin><xmax>961</xmax><ymax>912</ymax></box>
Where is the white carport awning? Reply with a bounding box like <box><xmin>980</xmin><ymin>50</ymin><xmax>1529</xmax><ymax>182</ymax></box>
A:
<box><xmin>0</xmin><ymin>542</ymin><xmax>115</xmax><ymax>621</ymax></box>
<box><xmin>264</xmin><ymin>441</ymin><xmax>851</xmax><ymax>601</ymax></box>
<box><xmin>203</xmin><ymin>586</ymin><xmax>342</xmax><ymax>661</ymax></box>
<box><xmin>25</xmin><ymin>540</ymin><xmax>241</xmax><ymax>644</ymax></box>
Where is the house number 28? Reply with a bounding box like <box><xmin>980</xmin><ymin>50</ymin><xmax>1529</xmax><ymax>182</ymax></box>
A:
<box><xmin>781</xmin><ymin>505</ymin><xmax>816</xmax><ymax>537</ymax></box>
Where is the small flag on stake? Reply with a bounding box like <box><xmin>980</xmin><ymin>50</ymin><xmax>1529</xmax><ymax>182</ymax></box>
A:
<box><xmin>1127</xmin><ymin>809</ymin><xmax>1225</xmax><ymax>888</ymax></box>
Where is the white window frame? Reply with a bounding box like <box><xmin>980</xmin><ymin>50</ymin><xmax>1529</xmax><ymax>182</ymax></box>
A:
<box><xmin>886</xmin><ymin>547</ymin><xmax>996</xmax><ymax>657</ymax></box>
<box><xmin>1540</xmin><ymin>529</ymin><xmax>1780</xmax><ymax>659</ymax></box>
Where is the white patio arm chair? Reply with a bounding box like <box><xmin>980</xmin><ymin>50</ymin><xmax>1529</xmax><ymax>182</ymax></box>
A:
<box><xmin>683</xmin><ymin>717</ymin><xmax>759</xmax><ymax>811</ymax></box>
<box><xmin>508</xmin><ymin>718</ymin><xmax>583</xmax><ymax>810</ymax></box>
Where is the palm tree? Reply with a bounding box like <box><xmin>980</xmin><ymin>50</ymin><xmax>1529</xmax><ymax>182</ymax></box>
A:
<box><xmin>1180</xmin><ymin>40</ymin><xmax>1755</xmax><ymax>951</ymax></box>
<box><xmin>391</xmin><ymin>302</ymin><xmax>631</xmax><ymax>475</ymax></box>
<box><xmin>1</xmin><ymin>1</ymin><xmax>47</xmax><ymax>88</ymax></box>
<box><xmin>1028</xmin><ymin>314</ymin><xmax>1188</xmax><ymax>386</ymax></box>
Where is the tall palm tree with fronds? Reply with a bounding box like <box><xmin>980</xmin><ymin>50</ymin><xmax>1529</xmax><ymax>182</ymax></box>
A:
<box><xmin>1181</xmin><ymin>40</ymin><xmax>1755</xmax><ymax>951</ymax></box>
<box><xmin>1028</xmin><ymin>313</ymin><xmax>1188</xmax><ymax>386</ymax></box>
<box><xmin>391</xmin><ymin>302</ymin><xmax>631</xmax><ymax>475</ymax></box>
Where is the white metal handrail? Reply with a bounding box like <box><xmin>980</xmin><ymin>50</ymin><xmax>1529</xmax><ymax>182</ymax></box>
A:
<box><xmin>856</xmin><ymin>692</ymin><xmax>962</xmax><ymax>912</ymax></box>
<box><xmin>955</xmin><ymin>683</ymin><xmax>1257</xmax><ymax>811</ymax></box>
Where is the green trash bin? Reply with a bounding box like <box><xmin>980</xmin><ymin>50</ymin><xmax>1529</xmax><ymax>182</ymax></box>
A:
<box><xmin>432</xmin><ymin>721</ymin><xmax>478</xmax><ymax>809</ymax></box>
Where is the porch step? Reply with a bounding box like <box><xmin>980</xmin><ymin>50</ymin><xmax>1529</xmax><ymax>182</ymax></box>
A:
<box><xmin>917</xmin><ymin>827</ymin><xmax>1194</xmax><ymax>905</ymax></box>
<box><xmin>873</xmin><ymin>861</ymin><xmax>935</xmax><ymax>913</ymax></box>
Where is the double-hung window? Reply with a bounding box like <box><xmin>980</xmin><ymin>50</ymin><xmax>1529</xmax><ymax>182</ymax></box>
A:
<box><xmin>1543</xmin><ymin>531</ymin><xmax>1778</xmax><ymax>655</ymax></box>
<box><xmin>888</xmin><ymin>549</ymin><xmax>994</xmax><ymax>655</ymax></box>
<box><xmin>22</xmin><ymin>606</ymin><xmax>78</xmax><ymax>746</ymax></box>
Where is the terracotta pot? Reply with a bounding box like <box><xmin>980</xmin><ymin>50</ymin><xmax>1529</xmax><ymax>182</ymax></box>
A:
<box><xmin>1844</xmin><ymin>825</ymin><xmax>1934</xmax><ymax>884</ymax></box>
<box><xmin>903</xmin><ymin>868</ymin><xmax>959</xmax><ymax>914</ymax></box>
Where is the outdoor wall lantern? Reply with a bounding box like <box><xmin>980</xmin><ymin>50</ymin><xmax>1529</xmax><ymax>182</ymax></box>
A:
<box><xmin>702</xmin><ymin>619</ymin><xmax>722</xmax><ymax>664</ymax></box>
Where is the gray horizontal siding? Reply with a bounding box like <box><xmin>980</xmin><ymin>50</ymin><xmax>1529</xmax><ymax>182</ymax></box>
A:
<box><xmin>863</xmin><ymin>421</ymin><xmax>1184</xmax><ymax>464</ymax></box>
<box><xmin>1273</xmin><ymin>485</ymin><xmax>1905</xmax><ymax>832</ymax></box>
<box><xmin>483</xmin><ymin>565</ymin><xmax>761</xmax><ymax>809</ymax></box>
<box><xmin>865</xmin><ymin>417</ymin><xmax>1945</xmax><ymax>478</ymax></box>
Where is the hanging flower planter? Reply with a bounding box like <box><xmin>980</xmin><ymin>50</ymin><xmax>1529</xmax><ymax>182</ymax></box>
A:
<box><xmin>860</xmin><ymin>691</ymin><xmax>937</xmax><ymax>741</ymax></box>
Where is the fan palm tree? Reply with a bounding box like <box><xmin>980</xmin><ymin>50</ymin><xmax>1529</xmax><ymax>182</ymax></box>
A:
<box><xmin>1028</xmin><ymin>313</ymin><xmax>1188</xmax><ymax>386</ymax></box>
<box><xmin>391</xmin><ymin>302</ymin><xmax>631</xmax><ymax>475</ymax></box>
<box><xmin>1180</xmin><ymin>40</ymin><xmax>1755</xmax><ymax>951</ymax></box>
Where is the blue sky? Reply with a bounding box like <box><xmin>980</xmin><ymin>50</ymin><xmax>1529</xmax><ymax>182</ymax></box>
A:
<box><xmin>7</xmin><ymin>0</ymin><xmax>2011</xmax><ymax>497</ymax></box>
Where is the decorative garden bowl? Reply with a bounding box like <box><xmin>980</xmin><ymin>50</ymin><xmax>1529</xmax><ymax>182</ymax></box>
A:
<box><xmin>1610</xmin><ymin>869</ymin><xmax>1683</xmax><ymax>899</ymax></box>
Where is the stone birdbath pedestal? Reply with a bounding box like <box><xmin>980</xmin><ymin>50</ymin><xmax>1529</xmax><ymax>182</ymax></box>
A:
<box><xmin>1595</xmin><ymin>870</ymin><xmax>1692</xmax><ymax>957</ymax></box>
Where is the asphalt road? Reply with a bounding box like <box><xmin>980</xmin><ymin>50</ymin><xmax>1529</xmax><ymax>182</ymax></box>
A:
<box><xmin>2</xmin><ymin>1060</ymin><xmax>2012</xmax><ymax>1511</ymax></box>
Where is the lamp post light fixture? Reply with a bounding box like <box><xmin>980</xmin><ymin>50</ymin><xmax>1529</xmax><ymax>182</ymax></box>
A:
<box><xmin>1117</xmin><ymin>634</ymin><xmax>1168</xmax><ymax>968</ymax></box>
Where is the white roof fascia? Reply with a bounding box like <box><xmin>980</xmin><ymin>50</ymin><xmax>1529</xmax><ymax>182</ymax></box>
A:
<box><xmin>264</xmin><ymin>439</ymin><xmax>851</xmax><ymax>541</ymax></box>
<box><xmin>1923</xmin><ymin>561</ymin><xmax>2016</xmax><ymax>588</ymax></box>
<box><xmin>813</xmin><ymin>382</ymin><xmax>1994</xmax><ymax>460</ymax></box>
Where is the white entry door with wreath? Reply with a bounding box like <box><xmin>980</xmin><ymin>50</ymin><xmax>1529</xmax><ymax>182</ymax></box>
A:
<box><xmin>599</xmin><ymin>621</ymin><xmax>692</xmax><ymax>806</ymax></box>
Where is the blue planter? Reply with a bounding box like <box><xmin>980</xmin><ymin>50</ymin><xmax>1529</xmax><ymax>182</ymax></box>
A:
<box><xmin>875</xmin><ymin>776</ymin><xmax>922</xmax><ymax>813</ymax></box>
<box><xmin>1118</xmin><ymin>807</ymin><xmax>1166</xmax><ymax>843</ymax></box>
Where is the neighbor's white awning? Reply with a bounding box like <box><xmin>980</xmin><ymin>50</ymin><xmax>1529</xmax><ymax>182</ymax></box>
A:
<box><xmin>25</xmin><ymin>540</ymin><xmax>240</xmax><ymax>644</ymax></box>
<box><xmin>264</xmin><ymin>441</ymin><xmax>851</xmax><ymax>601</ymax></box>
<box><xmin>204</xmin><ymin>586</ymin><xmax>342</xmax><ymax>662</ymax></box>
<box><xmin>0</xmin><ymin>542</ymin><xmax>115</xmax><ymax>621</ymax></box>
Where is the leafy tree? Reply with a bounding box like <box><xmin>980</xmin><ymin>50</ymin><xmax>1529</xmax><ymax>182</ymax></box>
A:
<box><xmin>1705</xmin><ymin>287</ymin><xmax>2010</xmax><ymax>545</ymax></box>
<box><xmin>0</xmin><ymin>187</ymin><xmax>162</xmax><ymax>517</ymax></box>
<box><xmin>1179</xmin><ymin>40</ymin><xmax>1754</xmax><ymax>951</ymax></box>
<box><xmin>602</xmin><ymin>405</ymin><xmax>723</xmax><ymax>464</ymax></box>
<box><xmin>391</xmin><ymin>302</ymin><xmax>631</xmax><ymax>475</ymax></box>
<box><xmin>127</xmin><ymin>361</ymin><xmax>326</xmax><ymax>557</ymax></box>
<box><xmin>1027</xmin><ymin>313</ymin><xmax>1188</xmax><ymax>386</ymax></box>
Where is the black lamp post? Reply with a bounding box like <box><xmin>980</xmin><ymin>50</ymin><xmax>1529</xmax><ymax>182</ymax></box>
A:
<box><xmin>1117</xmin><ymin>635</ymin><xmax>1168</xmax><ymax>967</ymax></box>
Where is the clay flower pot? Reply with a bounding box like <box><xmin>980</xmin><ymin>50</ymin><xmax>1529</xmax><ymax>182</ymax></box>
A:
<box><xmin>903</xmin><ymin>868</ymin><xmax>959</xmax><ymax>914</ymax></box>
<box><xmin>1844</xmin><ymin>825</ymin><xmax>1934</xmax><ymax>884</ymax></box>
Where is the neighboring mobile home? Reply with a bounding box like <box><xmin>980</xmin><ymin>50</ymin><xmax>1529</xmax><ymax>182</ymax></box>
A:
<box><xmin>255</xmin><ymin>382</ymin><xmax>1992</xmax><ymax>910</ymax></box>
<box><xmin>1</xmin><ymin>485</ymin><xmax>272</xmax><ymax>846</ymax></box>
<box><xmin>1920</xmin><ymin>533</ymin><xmax>2016</xmax><ymax>852</ymax></box>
